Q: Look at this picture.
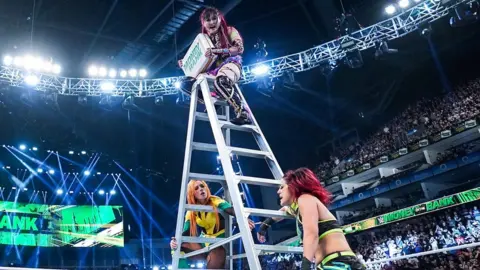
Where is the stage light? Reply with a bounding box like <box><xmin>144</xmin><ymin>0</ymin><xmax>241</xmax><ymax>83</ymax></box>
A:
<box><xmin>110</xmin><ymin>190</ymin><xmax>116</xmax><ymax>195</ymax></box>
<box><xmin>13</xmin><ymin>56</ymin><xmax>24</xmax><ymax>67</ymax></box>
<box><xmin>108</xmin><ymin>69</ymin><xmax>117</xmax><ymax>78</ymax></box>
<box><xmin>23</xmin><ymin>188</ymin><xmax>28</xmax><ymax>191</ymax></box>
<box><xmin>167</xmin><ymin>266</ymin><xmax>172</xmax><ymax>270</ymax></box>
<box><xmin>139</xmin><ymin>69</ymin><xmax>147</xmax><ymax>78</ymax></box>
<box><xmin>37</xmin><ymin>168</ymin><xmax>43</xmax><ymax>173</ymax></box>
<box><xmin>385</xmin><ymin>4</ymin><xmax>396</xmax><ymax>14</ymax></box>
<box><xmin>98</xmin><ymin>67</ymin><xmax>107</xmax><ymax>77</ymax></box>
<box><xmin>32</xmin><ymin>147</ymin><xmax>38</xmax><ymax>151</ymax></box>
<box><xmin>174</xmin><ymin>81</ymin><xmax>181</xmax><ymax>89</ymax></box>
<box><xmin>52</xmin><ymin>64</ymin><xmax>61</xmax><ymax>74</ymax></box>
<box><xmin>120</xmin><ymin>69</ymin><xmax>127</xmax><ymax>78</ymax></box>
<box><xmin>25</xmin><ymin>75</ymin><xmax>39</xmax><ymax>86</ymax></box>
<box><xmin>98</xmin><ymin>189</ymin><xmax>105</xmax><ymax>195</ymax></box>
<box><xmin>414</xmin><ymin>0</ymin><xmax>421</xmax><ymax>2</ymax></box>
<box><xmin>196</xmin><ymin>263</ymin><xmax>204</xmax><ymax>268</ymax></box>
<box><xmin>84</xmin><ymin>170</ymin><xmax>91</xmax><ymax>176</ymax></box>
<box><xmin>153</xmin><ymin>266</ymin><xmax>159</xmax><ymax>270</ymax></box>
<box><xmin>43</xmin><ymin>61</ymin><xmax>53</xmax><ymax>72</ymax></box>
<box><xmin>48</xmin><ymin>169</ymin><xmax>55</xmax><ymax>175</ymax></box>
<box><xmin>3</xmin><ymin>55</ymin><xmax>13</xmax><ymax>66</ymax></box>
<box><xmin>68</xmin><ymin>151</ymin><xmax>74</xmax><ymax>155</ymax></box>
<box><xmin>56</xmin><ymin>189</ymin><xmax>63</xmax><ymax>195</ymax></box>
<box><xmin>398</xmin><ymin>0</ymin><xmax>410</xmax><ymax>8</ymax></box>
<box><xmin>100</xmin><ymin>81</ymin><xmax>116</xmax><ymax>92</ymax></box>
<box><xmin>81</xmin><ymin>150</ymin><xmax>86</xmax><ymax>155</ymax></box>
<box><xmin>251</xmin><ymin>64</ymin><xmax>269</xmax><ymax>76</ymax></box>
<box><xmin>128</xmin><ymin>68</ymin><xmax>138</xmax><ymax>77</ymax></box>
<box><xmin>88</xmin><ymin>66</ymin><xmax>98</xmax><ymax>76</ymax></box>
<box><xmin>19</xmin><ymin>144</ymin><xmax>27</xmax><ymax>150</ymax></box>
<box><xmin>97</xmin><ymin>172</ymin><xmax>101</xmax><ymax>175</ymax></box>
<box><xmin>190</xmin><ymin>265</ymin><xmax>195</xmax><ymax>268</ymax></box>
<box><xmin>24</xmin><ymin>55</ymin><xmax>35</xmax><ymax>70</ymax></box>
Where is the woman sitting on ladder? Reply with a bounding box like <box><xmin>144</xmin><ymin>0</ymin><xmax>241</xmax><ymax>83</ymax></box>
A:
<box><xmin>258</xmin><ymin>168</ymin><xmax>365</xmax><ymax>270</ymax></box>
<box><xmin>170</xmin><ymin>179</ymin><xmax>255</xmax><ymax>269</ymax></box>
<box><xmin>178</xmin><ymin>6</ymin><xmax>251</xmax><ymax>125</ymax></box>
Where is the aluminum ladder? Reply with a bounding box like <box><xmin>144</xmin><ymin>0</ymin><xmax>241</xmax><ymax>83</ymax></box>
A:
<box><xmin>172</xmin><ymin>74</ymin><xmax>303</xmax><ymax>270</ymax></box>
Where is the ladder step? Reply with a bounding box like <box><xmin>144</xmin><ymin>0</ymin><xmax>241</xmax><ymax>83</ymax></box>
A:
<box><xmin>181</xmin><ymin>233</ymin><xmax>242</xmax><ymax>259</ymax></box>
<box><xmin>228</xmin><ymin>146</ymin><xmax>271</xmax><ymax>159</ymax></box>
<box><xmin>255</xmin><ymin>244</ymin><xmax>304</xmax><ymax>254</ymax></box>
<box><xmin>192</xmin><ymin>142</ymin><xmax>217</xmax><ymax>152</ymax></box>
<box><xmin>244</xmin><ymin>208</ymin><xmax>294</xmax><ymax>219</ymax></box>
<box><xmin>188</xmin><ymin>173</ymin><xmax>225</xmax><ymax>183</ymax></box>
<box><xmin>195</xmin><ymin>112</ymin><xmax>227</xmax><ymax>121</ymax></box>
<box><xmin>181</xmin><ymin>236</ymin><xmax>224</xmax><ymax>244</ymax></box>
<box><xmin>237</xmin><ymin>176</ymin><xmax>282</xmax><ymax>187</ymax></box>
<box><xmin>228</xmin><ymin>245</ymin><xmax>303</xmax><ymax>260</ymax></box>
<box><xmin>184</xmin><ymin>204</ymin><xmax>227</xmax><ymax>217</ymax></box>
<box><xmin>219</xmin><ymin>120</ymin><xmax>259</xmax><ymax>133</ymax></box>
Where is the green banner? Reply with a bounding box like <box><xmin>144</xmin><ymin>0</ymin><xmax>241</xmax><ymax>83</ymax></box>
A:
<box><xmin>0</xmin><ymin>201</ymin><xmax>123</xmax><ymax>247</ymax></box>
<box><xmin>343</xmin><ymin>187</ymin><xmax>480</xmax><ymax>234</ymax></box>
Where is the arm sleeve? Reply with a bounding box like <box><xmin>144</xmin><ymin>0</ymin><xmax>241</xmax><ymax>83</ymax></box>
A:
<box><xmin>228</xmin><ymin>27</ymin><xmax>244</xmax><ymax>54</ymax></box>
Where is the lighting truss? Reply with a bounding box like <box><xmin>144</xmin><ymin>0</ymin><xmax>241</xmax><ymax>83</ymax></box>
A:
<box><xmin>0</xmin><ymin>0</ymin><xmax>471</xmax><ymax>97</ymax></box>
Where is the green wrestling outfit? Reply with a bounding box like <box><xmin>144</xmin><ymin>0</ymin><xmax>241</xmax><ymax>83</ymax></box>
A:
<box><xmin>286</xmin><ymin>203</ymin><xmax>365</xmax><ymax>270</ymax></box>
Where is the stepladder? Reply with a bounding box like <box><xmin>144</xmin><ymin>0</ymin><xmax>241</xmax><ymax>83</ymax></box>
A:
<box><xmin>172</xmin><ymin>74</ymin><xmax>303</xmax><ymax>269</ymax></box>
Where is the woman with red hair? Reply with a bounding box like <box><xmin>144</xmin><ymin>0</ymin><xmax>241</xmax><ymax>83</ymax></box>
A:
<box><xmin>179</xmin><ymin>6</ymin><xmax>250</xmax><ymax>125</ymax></box>
<box><xmin>273</xmin><ymin>168</ymin><xmax>365</xmax><ymax>270</ymax></box>
<box><xmin>170</xmin><ymin>180</ymin><xmax>254</xmax><ymax>269</ymax></box>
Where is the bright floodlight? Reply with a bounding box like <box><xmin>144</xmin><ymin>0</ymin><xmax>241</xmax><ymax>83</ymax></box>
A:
<box><xmin>56</xmin><ymin>189</ymin><xmax>63</xmax><ymax>195</ymax></box>
<box><xmin>167</xmin><ymin>266</ymin><xmax>172</xmax><ymax>270</ymax></box>
<box><xmin>52</xmin><ymin>64</ymin><xmax>61</xmax><ymax>74</ymax></box>
<box><xmin>100</xmin><ymin>81</ymin><xmax>116</xmax><ymax>92</ymax></box>
<box><xmin>98</xmin><ymin>67</ymin><xmax>107</xmax><ymax>77</ymax></box>
<box><xmin>385</xmin><ymin>4</ymin><xmax>396</xmax><ymax>14</ymax></box>
<box><xmin>43</xmin><ymin>61</ymin><xmax>53</xmax><ymax>72</ymax></box>
<box><xmin>32</xmin><ymin>147</ymin><xmax>38</xmax><ymax>151</ymax></box>
<box><xmin>120</xmin><ymin>69</ymin><xmax>127</xmax><ymax>78</ymax></box>
<box><xmin>110</xmin><ymin>190</ymin><xmax>116</xmax><ymax>195</ymax></box>
<box><xmin>88</xmin><ymin>65</ymin><xmax>98</xmax><ymax>76</ymax></box>
<box><xmin>13</xmin><ymin>56</ymin><xmax>24</xmax><ymax>67</ymax></box>
<box><xmin>398</xmin><ymin>0</ymin><xmax>410</xmax><ymax>8</ymax></box>
<box><xmin>98</xmin><ymin>189</ymin><xmax>105</xmax><ymax>195</ymax></box>
<box><xmin>48</xmin><ymin>169</ymin><xmax>55</xmax><ymax>175</ymax></box>
<box><xmin>108</xmin><ymin>69</ymin><xmax>117</xmax><ymax>78</ymax></box>
<box><xmin>128</xmin><ymin>69</ymin><xmax>138</xmax><ymax>77</ymax></box>
<box><xmin>37</xmin><ymin>168</ymin><xmax>43</xmax><ymax>173</ymax></box>
<box><xmin>24</xmin><ymin>55</ymin><xmax>35</xmax><ymax>70</ymax></box>
<box><xmin>84</xmin><ymin>170</ymin><xmax>91</xmax><ymax>176</ymax></box>
<box><xmin>196</xmin><ymin>263</ymin><xmax>204</xmax><ymax>268</ymax></box>
<box><xmin>174</xmin><ymin>81</ymin><xmax>181</xmax><ymax>89</ymax></box>
<box><xmin>153</xmin><ymin>266</ymin><xmax>159</xmax><ymax>270</ymax></box>
<box><xmin>68</xmin><ymin>150</ymin><xmax>74</xmax><ymax>155</ymax></box>
<box><xmin>3</xmin><ymin>55</ymin><xmax>13</xmax><ymax>66</ymax></box>
<box><xmin>19</xmin><ymin>144</ymin><xmax>27</xmax><ymax>150</ymax></box>
<box><xmin>25</xmin><ymin>75</ymin><xmax>39</xmax><ymax>86</ymax></box>
<box><xmin>81</xmin><ymin>150</ymin><xmax>86</xmax><ymax>155</ymax></box>
<box><xmin>251</xmin><ymin>64</ymin><xmax>269</xmax><ymax>76</ymax></box>
<box><xmin>413</xmin><ymin>0</ymin><xmax>421</xmax><ymax>2</ymax></box>
<box><xmin>139</xmin><ymin>69</ymin><xmax>147</xmax><ymax>78</ymax></box>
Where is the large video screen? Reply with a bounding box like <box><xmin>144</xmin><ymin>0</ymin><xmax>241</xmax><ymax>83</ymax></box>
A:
<box><xmin>0</xmin><ymin>202</ymin><xmax>123</xmax><ymax>247</ymax></box>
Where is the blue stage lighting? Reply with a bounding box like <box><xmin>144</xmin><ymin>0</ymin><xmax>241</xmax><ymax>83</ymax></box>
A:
<box><xmin>98</xmin><ymin>189</ymin><xmax>105</xmax><ymax>195</ymax></box>
<box><xmin>56</xmin><ymin>189</ymin><xmax>63</xmax><ymax>195</ymax></box>
<box><xmin>37</xmin><ymin>168</ymin><xmax>43</xmax><ymax>173</ymax></box>
<box><xmin>19</xmin><ymin>144</ymin><xmax>27</xmax><ymax>151</ymax></box>
<box><xmin>110</xmin><ymin>190</ymin><xmax>116</xmax><ymax>195</ymax></box>
<box><xmin>32</xmin><ymin>147</ymin><xmax>38</xmax><ymax>151</ymax></box>
<box><xmin>48</xmin><ymin>169</ymin><xmax>55</xmax><ymax>175</ymax></box>
<box><xmin>84</xmin><ymin>170</ymin><xmax>91</xmax><ymax>176</ymax></box>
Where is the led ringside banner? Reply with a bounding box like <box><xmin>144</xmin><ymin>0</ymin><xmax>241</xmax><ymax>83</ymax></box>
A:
<box><xmin>0</xmin><ymin>202</ymin><xmax>123</xmax><ymax>247</ymax></box>
<box><xmin>343</xmin><ymin>187</ymin><xmax>480</xmax><ymax>235</ymax></box>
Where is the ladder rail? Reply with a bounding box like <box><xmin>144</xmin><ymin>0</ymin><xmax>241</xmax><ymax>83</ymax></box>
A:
<box><xmin>235</xmin><ymin>84</ymin><xmax>284</xmax><ymax>180</ymax></box>
<box><xmin>172</xmin><ymin>83</ymin><xmax>201</xmax><ymax>269</ymax></box>
<box><xmin>199</xmin><ymin>75</ymin><xmax>263</xmax><ymax>270</ymax></box>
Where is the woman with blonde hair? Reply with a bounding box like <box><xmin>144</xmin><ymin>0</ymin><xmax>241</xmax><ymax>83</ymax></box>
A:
<box><xmin>170</xmin><ymin>180</ymin><xmax>254</xmax><ymax>269</ymax></box>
